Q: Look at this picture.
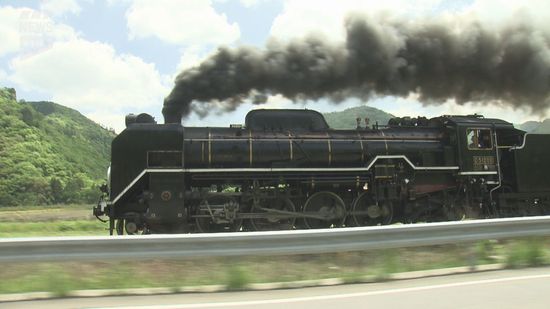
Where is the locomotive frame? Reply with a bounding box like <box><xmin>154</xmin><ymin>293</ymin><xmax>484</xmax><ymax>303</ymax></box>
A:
<box><xmin>94</xmin><ymin>109</ymin><xmax>550</xmax><ymax>234</ymax></box>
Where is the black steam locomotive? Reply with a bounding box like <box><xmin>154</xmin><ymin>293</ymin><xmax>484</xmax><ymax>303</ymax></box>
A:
<box><xmin>94</xmin><ymin>109</ymin><xmax>550</xmax><ymax>235</ymax></box>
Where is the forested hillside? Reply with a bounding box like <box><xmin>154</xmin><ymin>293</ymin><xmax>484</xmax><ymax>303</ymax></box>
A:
<box><xmin>517</xmin><ymin>119</ymin><xmax>550</xmax><ymax>133</ymax></box>
<box><xmin>0</xmin><ymin>87</ymin><xmax>115</xmax><ymax>206</ymax></box>
<box><xmin>323</xmin><ymin>105</ymin><xmax>394</xmax><ymax>129</ymax></box>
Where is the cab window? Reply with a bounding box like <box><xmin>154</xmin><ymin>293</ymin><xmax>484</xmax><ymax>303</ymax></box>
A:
<box><xmin>467</xmin><ymin>129</ymin><xmax>492</xmax><ymax>150</ymax></box>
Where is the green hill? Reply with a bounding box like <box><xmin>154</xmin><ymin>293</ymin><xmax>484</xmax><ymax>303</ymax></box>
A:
<box><xmin>517</xmin><ymin>121</ymin><xmax>540</xmax><ymax>132</ymax></box>
<box><xmin>532</xmin><ymin>119</ymin><xmax>550</xmax><ymax>134</ymax></box>
<box><xmin>0</xmin><ymin>87</ymin><xmax>115</xmax><ymax>206</ymax></box>
<box><xmin>517</xmin><ymin>119</ymin><xmax>550</xmax><ymax>133</ymax></box>
<box><xmin>323</xmin><ymin>105</ymin><xmax>395</xmax><ymax>129</ymax></box>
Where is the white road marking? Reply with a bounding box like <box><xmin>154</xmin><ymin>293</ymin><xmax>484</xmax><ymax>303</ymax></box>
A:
<box><xmin>91</xmin><ymin>272</ymin><xmax>550</xmax><ymax>309</ymax></box>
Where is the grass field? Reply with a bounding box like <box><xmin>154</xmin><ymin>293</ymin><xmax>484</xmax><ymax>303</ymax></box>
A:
<box><xmin>0</xmin><ymin>239</ymin><xmax>548</xmax><ymax>295</ymax></box>
<box><xmin>0</xmin><ymin>204</ymin><xmax>106</xmax><ymax>237</ymax></box>
<box><xmin>0</xmin><ymin>220</ymin><xmax>107</xmax><ymax>237</ymax></box>
<box><xmin>0</xmin><ymin>204</ymin><xmax>91</xmax><ymax>221</ymax></box>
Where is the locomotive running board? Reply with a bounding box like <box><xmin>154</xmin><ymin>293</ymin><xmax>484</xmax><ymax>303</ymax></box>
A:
<box><xmin>183</xmin><ymin>155</ymin><xmax>459</xmax><ymax>172</ymax></box>
<box><xmin>458</xmin><ymin>171</ymin><xmax>498</xmax><ymax>175</ymax></box>
<box><xmin>109</xmin><ymin>156</ymin><xmax>459</xmax><ymax>205</ymax></box>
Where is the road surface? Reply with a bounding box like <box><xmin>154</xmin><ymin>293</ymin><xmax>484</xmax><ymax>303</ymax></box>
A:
<box><xmin>3</xmin><ymin>267</ymin><xmax>550</xmax><ymax>309</ymax></box>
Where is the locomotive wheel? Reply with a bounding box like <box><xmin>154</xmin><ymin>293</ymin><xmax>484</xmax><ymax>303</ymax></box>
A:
<box><xmin>351</xmin><ymin>193</ymin><xmax>393</xmax><ymax>226</ymax></box>
<box><xmin>115</xmin><ymin>219</ymin><xmax>142</xmax><ymax>235</ymax></box>
<box><xmin>195</xmin><ymin>196</ymin><xmax>242</xmax><ymax>233</ymax></box>
<box><xmin>115</xmin><ymin>213</ymin><xmax>147</xmax><ymax>235</ymax></box>
<box><xmin>250</xmin><ymin>197</ymin><xmax>296</xmax><ymax>231</ymax></box>
<box><xmin>303</xmin><ymin>191</ymin><xmax>346</xmax><ymax>229</ymax></box>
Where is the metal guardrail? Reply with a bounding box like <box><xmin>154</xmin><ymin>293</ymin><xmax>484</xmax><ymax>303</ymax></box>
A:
<box><xmin>1</xmin><ymin>216</ymin><xmax>550</xmax><ymax>263</ymax></box>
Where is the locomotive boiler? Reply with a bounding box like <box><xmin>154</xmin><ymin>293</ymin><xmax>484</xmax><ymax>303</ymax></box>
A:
<box><xmin>94</xmin><ymin>109</ymin><xmax>550</xmax><ymax>235</ymax></box>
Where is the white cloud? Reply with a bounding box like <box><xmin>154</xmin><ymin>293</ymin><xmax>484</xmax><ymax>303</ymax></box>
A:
<box><xmin>269</xmin><ymin>0</ymin><xmax>550</xmax><ymax>42</ymax></box>
<box><xmin>106</xmin><ymin>0</ymin><xmax>132</xmax><ymax>7</ymax></box>
<box><xmin>126</xmin><ymin>0</ymin><xmax>240</xmax><ymax>46</ymax></box>
<box><xmin>270</xmin><ymin>0</ymin><xmax>442</xmax><ymax>42</ymax></box>
<box><xmin>0</xmin><ymin>6</ymin><xmax>77</xmax><ymax>57</ymax></box>
<box><xmin>0</xmin><ymin>68</ymin><xmax>7</xmax><ymax>83</ymax></box>
<box><xmin>0</xmin><ymin>6</ymin><xmax>21</xmax><ymax>56</ymax></box>
<box><xmin>9</xmin><ymin>39</ymin><xmax>169</xmax><ymax>131</ymax></box>
<box><xmin>239</xmin><ymin>0</ymin><xmax>268</xmax><ymax>8</ymax></box>
<box><xmin>253</xmin><ymin>94</ymin><xmax>294</xmax><ymax>109</ymax></box>
<box><xmin>86</xmin><ymin>110</ymin><xmax>128</xmax><ymax>133</ymax></box>
<box><xmin>465</xmin><ymin>0</ymin><xmax>550</xmax><ymax>28</ymax></box>
<box><xmin>0</xmin><ymin>5</ymin><xmax>169</xmax><ymax>131</ymax></box>
<box><xmin>175</xmin><ymin>45</ymin><xmax>213</xmax><ymax>72</ymax></box>
<box><xmin>40</xmin><ymin>0</ymin><xmax>82</xmax><ymax>17</ymax></box>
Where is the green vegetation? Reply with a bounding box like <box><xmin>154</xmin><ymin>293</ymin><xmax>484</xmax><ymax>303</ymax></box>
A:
<box><xmin>1</xmin><ymin>239</ymin><xmax>548</xmax><ymax>295</ymax></box>
<box><xmin>0</xmin><ymin>202</ymin><xmax>89</xmax><ymax>212</ymax></box>
<box><xmin>475</xmin><ymin>240</ymin><xmax>497</xmax><ymax>264</ymax></box>
<box><xmin>0</xmin><ymin>203</ymin><xmax>101</xmax><ymax>237</ymax></box>
<box><xmin>226</xmin><ymin>264</ymin><xmax>253</xmax><ymax>290</ymax></box>
<box><xmin>0</xmin><ymin>87</ymin><xmax>115</xmax><ymax>207</ymax></box>
<box><xmin>0</xmin><ymin>220</ymin><xmax>105</xmax><ymax>237</ymax></box>
<box><xmin>323</xmin><ymin>105</ymin><xmax>394</xmax><ymax>129</ymax></box>
<box><xmin>505</xmin><ymin>238</ymin><xmax>546</xmax><ymax>268</ymax></box>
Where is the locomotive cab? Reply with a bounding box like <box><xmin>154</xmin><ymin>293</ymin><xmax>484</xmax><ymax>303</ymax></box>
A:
<box><xmin>443</xmin><ymin>115</ymin><xmax>515</xmax><ymax>176</ymax></box>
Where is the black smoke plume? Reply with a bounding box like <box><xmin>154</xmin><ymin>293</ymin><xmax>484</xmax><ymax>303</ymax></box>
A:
<box><xmin>163</xmin><ymin>14</ymin><xmax>550</xmax><ymax>123</ymax></box>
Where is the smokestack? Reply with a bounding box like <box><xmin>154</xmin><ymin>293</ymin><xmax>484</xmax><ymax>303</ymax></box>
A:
<box><xmin>162</xmin><ymin>100</ymin><xmax>183</xmax><ymax>124</ymax></box>
<box><xmin>163</xmin><ymin>14</ymin><xmax>550</xmax><ymax>123</ymax></box>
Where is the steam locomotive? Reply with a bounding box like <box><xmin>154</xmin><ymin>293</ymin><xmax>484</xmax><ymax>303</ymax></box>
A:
<box><xmin>94</xmin><ymin>109</ymin><xmax>550</xmax><ymax>235</ymax></box>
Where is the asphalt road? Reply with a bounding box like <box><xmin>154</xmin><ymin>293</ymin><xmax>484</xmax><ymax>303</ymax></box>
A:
<box><xmin>4</xmin><ymin>267</ymin><xmax>550</xmax><ymax>309</ymax></box>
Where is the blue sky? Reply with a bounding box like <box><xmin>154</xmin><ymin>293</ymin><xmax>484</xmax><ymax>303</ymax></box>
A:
<box><xmin>0</xmin><ymin>0</ymin><xmax>548</xmax><ymax>132</ymax></box>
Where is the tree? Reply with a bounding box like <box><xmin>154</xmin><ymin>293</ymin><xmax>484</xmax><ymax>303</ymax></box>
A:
<box><xmin>50</xmin><ymin>177</ymin><xmax>64</xmax><ymax>203</ymax></box>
